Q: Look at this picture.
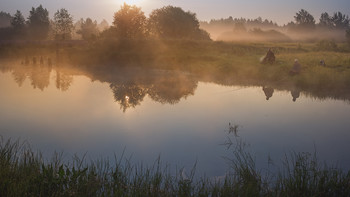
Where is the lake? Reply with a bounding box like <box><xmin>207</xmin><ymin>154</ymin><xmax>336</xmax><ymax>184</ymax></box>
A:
<box><xmin>1</xmin><ymin>60</ymin><xmax>350</xmax><ymax>178</ymax></box>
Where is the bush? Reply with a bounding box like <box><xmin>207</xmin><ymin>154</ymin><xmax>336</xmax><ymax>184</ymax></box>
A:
<box><xmin>316</xmin><ymin>39</ymin><xmax>337</xmax><ymax>51</ymax></box>
<box><xmin>346</xmin><ymin>29</ymin><xmax>350</xmax><ymax>46</ymax></box>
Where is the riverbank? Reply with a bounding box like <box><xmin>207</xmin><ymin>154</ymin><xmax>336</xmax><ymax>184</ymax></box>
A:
<box><xmin>1</xmin><ymin>39</ymin><xmax>350</xmax><ymax>101</ymax></box>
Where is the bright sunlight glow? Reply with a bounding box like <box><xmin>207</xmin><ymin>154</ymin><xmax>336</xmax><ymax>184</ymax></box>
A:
<box><xmin>120</xmin><ymin>0</ymin><xmax>143</xmax><ymax>5</ymax></box>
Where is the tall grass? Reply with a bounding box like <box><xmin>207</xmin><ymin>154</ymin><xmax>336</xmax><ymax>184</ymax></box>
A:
<box><xmin>1</xmin><ymin>137</ymin><xmax>349</xmax><ymax>196</ymax></box>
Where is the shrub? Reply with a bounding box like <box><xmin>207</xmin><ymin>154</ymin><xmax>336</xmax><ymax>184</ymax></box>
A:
<box><xmin>316</xmin><ymin>39</ymin><xmax>337</xmax><ymax>51</ymax></box>
<box><xmin>346</xmin><ymin>29</ymin><xmax>350</xmax><ymax>47</ymax></box>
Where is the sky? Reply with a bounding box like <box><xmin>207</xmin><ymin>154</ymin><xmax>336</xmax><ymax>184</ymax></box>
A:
<box><xmin>1</xmin><ymin>0</ymin><xmax>350</xmax><ymax>25</ymax></box>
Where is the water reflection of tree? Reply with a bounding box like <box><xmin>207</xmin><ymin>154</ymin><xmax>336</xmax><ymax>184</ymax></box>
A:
<box><xmin>28</xmin><ymin>65</ymin><xmax>52</xmax><ymax>90</ymax></box>
<box><xmin>110</xmin><ymin>83</ymin><xmax>147</xmax><ymax>112</ymax></box>
<box><xmin>10</xmin><ymin>63</ymin><xmax>53</xmax><ymax>90</ymax></box>
<box><xmin>1</xmin><ymin>60</ymin><xmax>54</xmax><ymax>90</ymax></box>
<box><xmin>148</xmin><ymin>77</ymin><xmax>197</xmax><ymax>104</ymax></box>
<box><xmin>3</xmin><ymin>60</ymin><xmax>76</xmax><ymax>91</ymax></box>
<box><xmin>12</xmin><ymin>68</ymin><xmax>28</xmax><ymax>87</ymax></box>
<box><xmin>109</xmin><ymin>73</ymin><xmax>197</xmax><ymax>112</ymax></box>
<box><xmin>55</xmin><ymin>70</ymin><xmax>73</xmax><ymax>91</ymax></box>
<box><xmin>291</xmin><ymin>88</ymin><xmax>301</xmax><ymax>102</ymax></box>
<box><xmin>262</xmin><ymin>86</ymin><xmax>274</xmax><ymax>100</ymax></box>
<box><xmin>0</xmin><ymin>65</ymin><xmax>11</xmax><ymax>73</ymax></box>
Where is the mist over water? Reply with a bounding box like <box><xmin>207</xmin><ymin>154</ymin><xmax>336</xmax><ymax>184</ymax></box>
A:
<box><xmin>1</xmin><ymin>2</ymin><xmax>350</xmax><ymax>195</ymax></box>
<box><xmin>1</xmin><ymin>62</ymin><xmax>350</xmax><ymax>177</ymax></box>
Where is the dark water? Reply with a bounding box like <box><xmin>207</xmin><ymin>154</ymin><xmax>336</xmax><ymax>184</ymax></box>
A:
<box><xmin>1</xmin><ymin>61</ymin><xmax>350</xmax><ymax>177</ymax></box>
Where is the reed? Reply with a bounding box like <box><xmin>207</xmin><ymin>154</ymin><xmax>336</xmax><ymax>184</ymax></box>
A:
<box><xmin>1</xmin><ymin>137</ymin><xmax>349</xmax><ymax>196</ymax></box>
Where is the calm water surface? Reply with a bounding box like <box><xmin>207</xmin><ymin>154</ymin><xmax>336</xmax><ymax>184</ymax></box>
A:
<box><xmin>1</xmin><ymin>63</ymin><xmax>350</xmax><ymax>177</ymax></box>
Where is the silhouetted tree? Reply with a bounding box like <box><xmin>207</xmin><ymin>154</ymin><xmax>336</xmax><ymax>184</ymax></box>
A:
<box><xmin>0</xmin><ymin>11</ymin><xmax>12</xmax><ymax>28</ymax></box>
<box><xmin>319</xmin><ymin>12</ymin><xmax>333</xmax><ymax>28</ymax></box>
<box><xmin>99</xmin><ymin>27</ymin><xmax>117</xmax><ymax>39</ymax></box>
<box><xmin>285</xmin><ymin>21</ymin><xmax>296</xmax><ymax>30</ymax></box>
<box><xmin>77</xmin><ymin>18</ymin><xmax>99</xmax><ymax>41</ymax></box>
<box><xmin>294</xmin><ymin>9</ymin><xmax>315</xmax><ymax>30</ymax></box>
<box><xmin>202</xmin><ymin>16</ymin><xmax>277</xmax><ymax>31</ymax></box>
<box><xmin>0</xmin><ymin>11</ymin><xmax>13</xmax><ymax>40</ymax></box>
<box><xmin>98</xmin><ymin>19</ymin><xmax>109</xmax><ymax>31</ymax></box>
<box><xmin>11</xmin><ymin>10</ymin><xmax>26</xmax><ymax>38</ymax></box>
<box><xmin>332</xmin><ymin>12</ymin><xmax>350</xmax><ymax>30</ymax></box>
<box><xmin>53</xmin><ymin>8</ymin><xmax>74</xmax><ymax>40</ymax></box>
<box><xmin>148</xmin><ymin>6</ymin><xmax>210</xmax><ymax>40</ymax></box>
<box><xmin>27</xmin><ymin>5</ymin><xmax>50</xmax><ymax>40</ymax></box>
<box><xmin>113</xmin><ymin>3</ymin><xmax>147</xmax><ymax>39</ymax></box>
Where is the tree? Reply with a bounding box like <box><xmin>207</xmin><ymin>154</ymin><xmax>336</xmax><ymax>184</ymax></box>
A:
<box><xmin>319</xmin><ymin>12</ymin><xmax>333</xmax><ymax>28</ymax></box>
<box><xmin>11</xmin><ymin>10</ymin><xmax>26</xmax><ymax>37</ymax></box>
<box><xmin>53</xmin><ymin>8</ymin><xmax>74</xmax><ymax>40</ymax></box>
<box><xmin>294</xmin><ymin>9</ymin><xmax>315</xmax><ymax>30</ymax></box>
<box><xmin>148</xmin><ymin>6</ymin><xmax>210</xmax><ymax>40</ymax></box>
<box><xmin>98</xmin><ymin>19</ymin><xmax>109</xmax><ymax>31</ymax></box>
<box><xmin>0</xmin><ymin>11</ymin><xmax>12</xmax><ymax>28</ymax></box>
<box><xmin>27</xmin><ymin>5</ymin><xmax>50</xmax><ymax>40</ymax></box>
<box><xmin>112</xmin><ymin>3</ymin><xmax>147</xmax><ymax>39</ymax></box>
<box><xmin>332</xmin><ymin>12</ymin><xmax>349</xmax><ymax>30</ymax></box>
<box><xmin>76</xmin><ymin>18</ymin><xmax>99</xmax><ymax>41</ymax></box>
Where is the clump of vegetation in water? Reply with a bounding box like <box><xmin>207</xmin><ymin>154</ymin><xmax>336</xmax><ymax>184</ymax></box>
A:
<box><xmin>1</xmin><ymin>137</ymin><xmax>349</xmax><ymax>196</ymax></box>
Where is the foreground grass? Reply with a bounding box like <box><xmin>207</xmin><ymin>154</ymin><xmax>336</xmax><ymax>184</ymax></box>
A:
<box><xmin>1</xmin><ymin>138</ymin><xmax>349</xmax><ymax>196</ymax></box>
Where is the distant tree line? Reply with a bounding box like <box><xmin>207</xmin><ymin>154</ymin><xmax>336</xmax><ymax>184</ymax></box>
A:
<box><xmin>286</xmin><ymin>9</ymin><xmax>350</xmax><ymax>44</ymax></box>
<box><xmin>0</xmin><ymin>11</ymin><xmax>12</xmax><ymax>28</ymax></box>
<box><xmin>0</xmin><ymin>5</ymin><xmax>69</xmax><ymax>40</ymax></box>
<box><xmin>200</xmin><ymin>9</ymin><xmax>350</xmax><ymax>43</ymax></box>
<box><xmin>1</xmin><ymin>5</ymin><xmax>349</xmax><ymax>44</ymax></box>
<box><xmin>200</xmin><ymin>16</ymin><xmax>278</xmax><ymax>30</ymax></box>
<box><xmin>0</xmin><ymin>5</ymin><xmax>107</xmax><ymax>41</ymax></box>
<box><xmin>200</xmin><ymin>9</ymin><xmax>349</xmax><ymax>32</ymax></box>
<box><xmin>286</xmin><ymin>9</ymin><xmax>350</xmax><ymax>31</ymax></box>
<box><xmin>0</xmin><ymin>3</ymin><xmax>210</xmax><ymax>42</ymax></box>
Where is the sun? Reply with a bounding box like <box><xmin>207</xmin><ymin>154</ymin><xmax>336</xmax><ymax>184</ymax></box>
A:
<box><xmin>120</xmin><ymin>0</ymin><xmax>143</xmax><ymax>5</ymax></box>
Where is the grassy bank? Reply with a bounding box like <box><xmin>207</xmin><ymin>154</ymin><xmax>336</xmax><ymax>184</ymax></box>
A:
<box><xmin>54</xmin><ymin>39</ymin><xmax>350</xmax><ymax>101</ymax></box>
<box><xmin>1</xmin><ymin>138</ymin><xmax>349</xmax><ymax>196</ymax></box>
<box><xmin>1</xmin><ymin>39</ymin><xmax>350</xmax><ymax>100</ymax></box>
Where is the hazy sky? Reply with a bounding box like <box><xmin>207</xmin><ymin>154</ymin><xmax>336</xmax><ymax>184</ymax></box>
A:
<box><xmin>1</xmin><ymin>0</ymin><xmax>350</xmax><ymax>25</ymax></box>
